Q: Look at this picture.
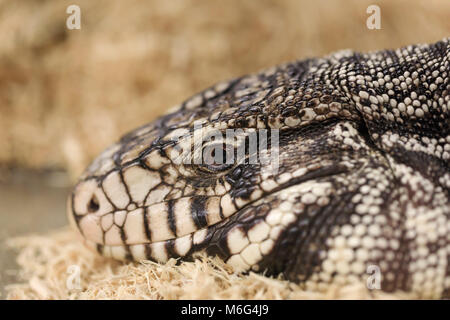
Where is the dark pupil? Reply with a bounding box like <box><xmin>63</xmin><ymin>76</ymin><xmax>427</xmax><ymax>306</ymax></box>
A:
<box><xmin>200</xmin><ymin>143</ymin><xmax>234</xmax><ymax>173</ymax></box>
<box><xmin>204</xmin><ymin>144</ymin><xmax>228</xmax><ymax>165</ymax></box>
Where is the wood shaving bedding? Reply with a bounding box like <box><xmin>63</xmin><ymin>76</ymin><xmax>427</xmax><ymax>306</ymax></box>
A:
<box><xmin>5</xmin><ymin>228</ymin><xmax>413</xmax><ymax>300</ymax></box>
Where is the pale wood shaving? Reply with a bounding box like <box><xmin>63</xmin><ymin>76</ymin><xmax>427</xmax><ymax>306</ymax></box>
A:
<box><xmin>5</xmin><ymin>228</ymin><xmax>415</xmax><ymax>300</ymax></box>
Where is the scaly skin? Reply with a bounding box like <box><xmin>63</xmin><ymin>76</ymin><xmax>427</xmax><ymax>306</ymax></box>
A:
<box><xmin>68</xmin><ymin>39</ymin><xmax>450</xmax><ymax>298</ymax></box>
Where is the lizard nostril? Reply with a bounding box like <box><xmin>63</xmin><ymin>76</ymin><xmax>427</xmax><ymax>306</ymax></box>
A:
<box><xmin>87</xmin><ymin>194</ymin><xmax>100</xmax><ymax>213</ymax></box>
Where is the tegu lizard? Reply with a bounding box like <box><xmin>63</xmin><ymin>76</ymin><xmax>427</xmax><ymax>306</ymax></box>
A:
<box><xmin>67</xmin><ymin>38</ymin><xmax>450</xmax><ymax>298</ymax></box>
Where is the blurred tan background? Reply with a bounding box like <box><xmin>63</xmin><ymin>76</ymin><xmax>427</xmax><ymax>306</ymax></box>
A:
<box><xmin>0</xmin><ymin>0</ymin><xmax>449</xmax><ymax>180</ymax></box>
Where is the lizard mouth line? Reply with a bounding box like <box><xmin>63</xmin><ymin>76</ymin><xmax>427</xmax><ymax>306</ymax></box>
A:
<box><xmin>77</xmin><ymin>163</ymin><xmax>350</xmax><ymax>250</ymax></box>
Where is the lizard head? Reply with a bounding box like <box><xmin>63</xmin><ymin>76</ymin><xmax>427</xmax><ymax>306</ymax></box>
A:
<box><xmin>68</xmin><ymin>39</ymin><xmax>449</xmax><ymax>297</ymax></box>
<box><xmin>67</xmin><ymin>65</ymin><xmax>363</xmax><ymax>264</ymax></box>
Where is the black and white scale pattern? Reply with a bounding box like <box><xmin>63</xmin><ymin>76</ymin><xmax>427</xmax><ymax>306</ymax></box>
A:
<box><xmin>68</xmin><ymin>38</ymin><xmax>450</xmax><ymax>298</ymax></box>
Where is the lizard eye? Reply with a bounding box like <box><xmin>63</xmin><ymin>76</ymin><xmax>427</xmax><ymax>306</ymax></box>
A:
<box><xmin>197</xmin><ymin>142</ymin><xmax>235</xmax><ymax>173</ymax></box>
